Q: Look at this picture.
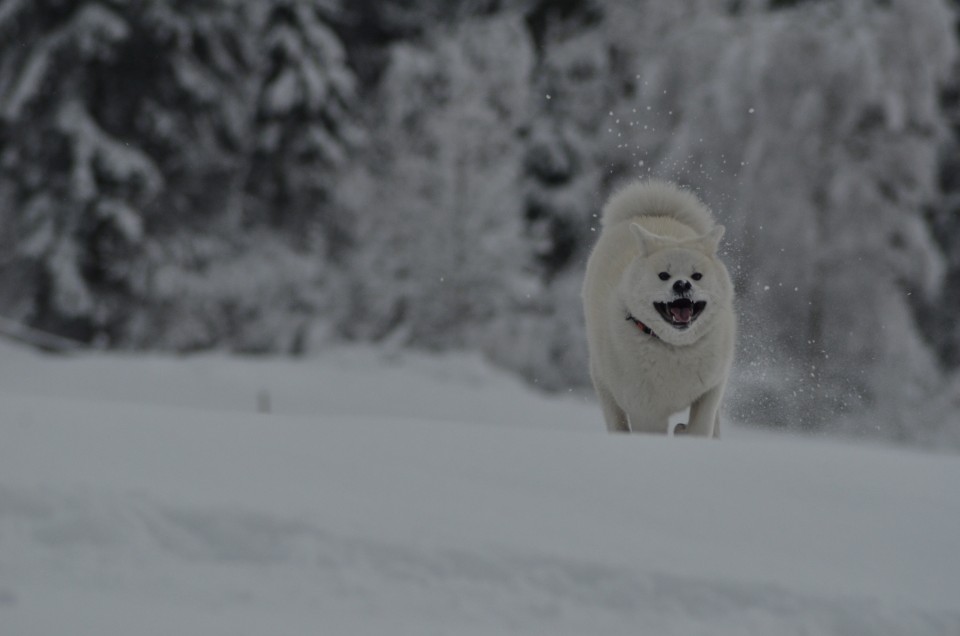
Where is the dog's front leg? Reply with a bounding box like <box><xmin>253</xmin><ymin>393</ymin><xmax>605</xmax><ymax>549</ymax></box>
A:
<box><xmin>686</xmin><ymin>382</ymin><xmax>725</xmax><ymax>437</ymax></box>
<box><xmin>596</xmin><ymin>384</ymin><xmax>630</xmax><ymax>432</ymax></box>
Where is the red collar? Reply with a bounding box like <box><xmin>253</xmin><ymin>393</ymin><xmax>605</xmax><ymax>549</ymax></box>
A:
<box><xmin>626</xmin><ymin>314</ymin><xmax>658</xmax><ymax>339</ymax></box>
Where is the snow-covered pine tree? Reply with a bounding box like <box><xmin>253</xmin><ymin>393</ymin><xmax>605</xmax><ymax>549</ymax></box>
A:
<box><xmin>0</xmin><ymin>1</ymin><xmax>164</xmax><ymax>343</ymax></box>
<box><xmin>925</xmin><ymin>0</ymin><xmax>960</xmax><ymax>367</ymax></box>
<box><xmin>244</xmin><ymin>0</ymin><xmax>359</xmax><ymax>256</ymax></box>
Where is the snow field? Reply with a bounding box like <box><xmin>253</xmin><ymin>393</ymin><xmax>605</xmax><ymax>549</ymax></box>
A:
<box><xmin>1</xmin><ymin>343</ymin><xmax>959</xmax><ymax>635</ymax></box>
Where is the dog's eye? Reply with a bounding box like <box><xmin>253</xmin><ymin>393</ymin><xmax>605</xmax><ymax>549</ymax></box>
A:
<box><xmin>658</xmin><ymin>272</ymin><xmax>670</xmax><ymax>281</ymax></box>
<box><xmin>691</xmin><ymin>272</ymin><xmax>702</xmax><ymax>281</ymax></box>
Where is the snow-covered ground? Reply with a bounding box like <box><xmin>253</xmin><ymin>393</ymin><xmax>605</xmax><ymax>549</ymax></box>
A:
<box><xmin>1</xmin><ymin>341</ymin><xmax>958</xmax><ymax>635</ymax></box>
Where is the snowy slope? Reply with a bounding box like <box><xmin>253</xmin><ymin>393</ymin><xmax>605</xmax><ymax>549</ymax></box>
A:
<box><xmin>1</xmin><ymin>343</ymin><xmax>959</xmax><ymax>635</ymax></box>
<box><xmin>0</xmin><ymin>341</ymin><xmax>600</xmax><ymax>431</ymax></box>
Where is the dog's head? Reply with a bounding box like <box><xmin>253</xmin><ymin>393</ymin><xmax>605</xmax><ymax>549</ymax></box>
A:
<box><xmin>618</xmin><ymin>223</ymin><xmax>732</xmax><ymax>347</ymax></box>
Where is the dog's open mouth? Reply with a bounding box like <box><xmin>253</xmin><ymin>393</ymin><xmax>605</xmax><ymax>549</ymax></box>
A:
<box><xmin>654</xmin><ymin>299</ymin><xmax>706</xmax><ymax>330</ymax></box>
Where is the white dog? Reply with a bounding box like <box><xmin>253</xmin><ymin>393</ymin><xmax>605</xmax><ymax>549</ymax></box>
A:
<box><xmin>582</xmin><ymin>179</ymin><xmax>735</xmax><ymax>436</ymax></box>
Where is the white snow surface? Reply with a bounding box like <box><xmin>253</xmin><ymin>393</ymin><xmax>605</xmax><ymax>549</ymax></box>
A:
<box><xmin>1</xmin><ymin>342</ymin><xmax>958</xmax><ymax>635</ymax></box>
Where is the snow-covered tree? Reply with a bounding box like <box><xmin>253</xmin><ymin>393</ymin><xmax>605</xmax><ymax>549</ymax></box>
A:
<box><xmin>486</xmin><ymin>0</ymin><xmax>619</xmax><ymax>388</ymax></box>
<box><xmin>0</xmin><ymin>1</ymin><xmax>166</xmax><ymax>342</ymax></box>
<box><xmin>927</xmin><ymin>3</ymin><xmax>960</xmax><ymax>367</ymax></box>
<box><xmin>129</xmin><ymin>0</ymin><xmax>359</xmax><ymax>352</ymax></box>
<box><xmin>244</xmin><ymin>0</ymin><xmax>359</xmax><ymax>252</ymax></box>
<box><xmin>0</xmin><ymin>0</ymin><xmax>358</xmax><ymax>350</ymax></box>
<box><xmin>338</xmin><ymin>13</ymin><xmax>536</xmax><ymax>351</ymax></box>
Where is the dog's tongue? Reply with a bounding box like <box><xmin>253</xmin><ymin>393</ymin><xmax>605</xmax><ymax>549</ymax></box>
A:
<box><xmin>670</xmin><ymin>305</ymin><xmax>693</xmax><ymax>324</ymax></box>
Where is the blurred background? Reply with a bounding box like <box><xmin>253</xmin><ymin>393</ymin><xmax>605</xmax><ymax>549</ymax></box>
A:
<box><xmin>0</xmin><ymin>0</ymin><xmax>958</xmax><ymax>448</ymax></box>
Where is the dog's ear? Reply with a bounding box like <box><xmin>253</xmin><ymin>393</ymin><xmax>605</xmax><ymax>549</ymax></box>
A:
<box><xmin>703</xmin><ymin>225</ymin><xmax>725</xmax><ymax>254</ymax></box>
<box><xmin>685</xmin><ymin>225</ymin><xmax>725</xmax><ymax>255</ymax></box>
<box><xmin>630</xmin><ymin>223</ymin><xmax>671</xmax><ymax>256</ymax></box>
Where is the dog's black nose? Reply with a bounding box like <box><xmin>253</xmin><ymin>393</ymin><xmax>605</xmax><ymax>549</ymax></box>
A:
<box><xmin>673</xmin><ymin>279</ymin><xmax>691</xmax><ymax>294</ymax></box>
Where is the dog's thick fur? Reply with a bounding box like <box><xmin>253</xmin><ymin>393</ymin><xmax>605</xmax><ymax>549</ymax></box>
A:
<box><xmin>582</xmin><ymin>180</ymin><xmax>735</xmax><ymax>436</ymax></box>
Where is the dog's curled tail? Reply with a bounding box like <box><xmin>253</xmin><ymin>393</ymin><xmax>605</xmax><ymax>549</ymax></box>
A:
<box><xmin>601</xmin><ymin>179</ymin><xmax>715</xmax><ymax>235</ymax></box>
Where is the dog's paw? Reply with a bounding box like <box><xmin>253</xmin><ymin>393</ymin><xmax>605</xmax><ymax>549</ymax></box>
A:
<box><xmin>673</xmin><ymin>422</ymin><xmax>688</xmax><ymax>435</ymax></box>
